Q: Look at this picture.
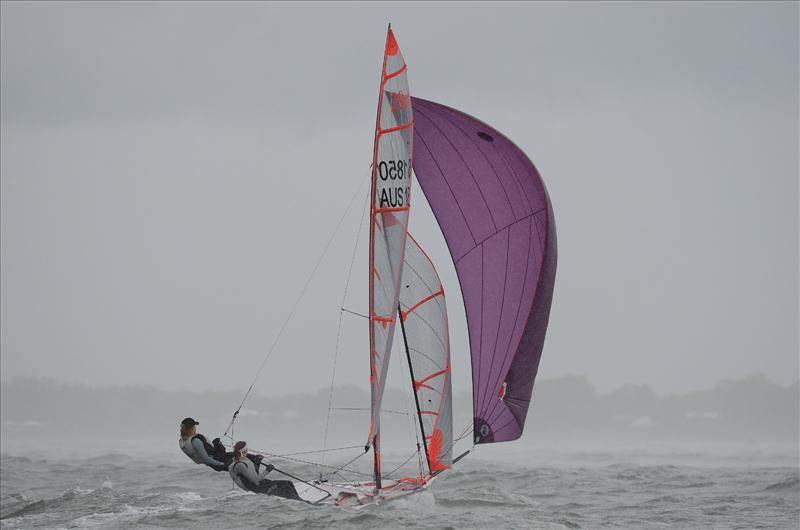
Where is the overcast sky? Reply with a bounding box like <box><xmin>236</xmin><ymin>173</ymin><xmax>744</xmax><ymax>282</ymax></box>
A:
<box><xmin>1</xmin><ymin>2</ymin><xmax>797</xmax><ymax>397</ymax></box>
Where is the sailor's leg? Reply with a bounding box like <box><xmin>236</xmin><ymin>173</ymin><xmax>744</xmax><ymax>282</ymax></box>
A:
<box><xmin>255</xmin><ymin>479</ymin><xmax>301</xmax><ymax>500</ymax></box>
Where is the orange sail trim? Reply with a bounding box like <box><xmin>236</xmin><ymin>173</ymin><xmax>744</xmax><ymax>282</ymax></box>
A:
<box><xmin>427</xmin><ymin>428</ymin><xmax>449</xmax><ymax>473</ymax></box>
<box><xmin>413</xmin><ymin>366</ymin><xmax>449</xmax><ymax>392</ymax></box>
<box><xmin>375</xmin><ymin>206</ymin><xmax>410</xmax><ymax>213</ymax></box>
<box><xmin>379</xmin><ymin>121</ymin><xmax>415</xmax><ymax>136</ymax></box>
<box><xmin>386</xmin><ymin>29</ymin><xmax>399</xmax><ymax>56</ymax></box>
<box><xmin>372</xmin><ymin>315</ymin><xmax>396</xmax><ymax>329</ymax></box>
<box><xmin>385</xmin><ymin>64</ymin><xmax>407</xmax><ymax>80</ymax></box>
<box><xmin>401</xmin><ymin>289</ymin><xmax>444</xmax><ymax>321</ymax></box>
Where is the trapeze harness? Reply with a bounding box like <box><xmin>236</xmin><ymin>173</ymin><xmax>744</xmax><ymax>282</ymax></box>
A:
<box><xmin>179</xmin><ymin>433</ymin><xmax>227</xmax><ymax>471</ymax></box>
<box><xmin>228</xmin><ymin>449</ymin><xmax>300</xmax><ymax>500</ymax></box>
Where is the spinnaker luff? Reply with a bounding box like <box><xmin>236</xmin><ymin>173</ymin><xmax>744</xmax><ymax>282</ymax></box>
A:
<box><xmin>411</xmin><ymin>97</ymin><xmax>557</xmax><ymax>444</ymax></box>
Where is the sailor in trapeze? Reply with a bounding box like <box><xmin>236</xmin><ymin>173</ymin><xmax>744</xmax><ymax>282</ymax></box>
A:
<box><xmin>228</xmin><ymin>441</ymin><xmax>301</xmax><ymax>500</ymax></box>
<box><xmin>178</xmin><ymin>417</ymin><xmax>229</xmax><ymax>471</ymax></box>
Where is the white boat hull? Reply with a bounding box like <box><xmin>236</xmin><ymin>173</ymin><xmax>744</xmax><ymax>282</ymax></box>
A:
<box><xmin>294</xmin><ymin>476</ymin><xmax>435</xmax><ymax>508</ymax></box>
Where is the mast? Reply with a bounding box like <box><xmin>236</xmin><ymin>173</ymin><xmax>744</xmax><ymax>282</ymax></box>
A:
<box><xmin>368</xmin><ymin>25</ymin><xmax>389</xmax><ymax>493</ymax></box>
<box><xmin>367</xmin><ymin>23</ymin><xmax>412</xmax><ymax>493</ymax></box>
<box><xmin>372</xmin><ymin>432</ymin><xmax>381</xmax><ymax>491</ymax></box>
<box><xmin>398</xmin><ymin>303</ymin><xmax>431</xmax><ymax>474</ymax></box>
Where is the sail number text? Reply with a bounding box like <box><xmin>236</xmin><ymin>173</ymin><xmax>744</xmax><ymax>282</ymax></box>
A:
<box><xmin>378</xmin><ymin>159</ymin><xmax>411</xmax><ymax>181</ymax></box>
<box><xmin>377</xmin><ymin>159</ymin><xmax>411</xmax><ymax>208</ymax></box>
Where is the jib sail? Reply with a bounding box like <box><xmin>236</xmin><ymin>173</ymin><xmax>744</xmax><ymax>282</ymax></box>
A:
<box><xmin>368</xmin><ymin>26</ymin><xmax>413</xmax><ymax>476</ymax></box>
<box><xmin>411</xmin><ymin>97</ymin><xmax>557</xmax><ymax>444</ymax></box>
<box><xmin>398</xmin><ymin>233</ymin><xmax>453</xmax><ymax>473</ymax></box>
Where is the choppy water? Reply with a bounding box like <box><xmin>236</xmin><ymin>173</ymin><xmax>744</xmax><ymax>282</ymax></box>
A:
<box><xmin>1</xmin><ymin>448</ymin><xmax>798</xmax><ymax>529</ymax></box>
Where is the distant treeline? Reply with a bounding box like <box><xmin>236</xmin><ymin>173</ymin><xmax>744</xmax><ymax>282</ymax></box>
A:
<box><xmin>1</xmin><ymin>374</ymin><xmax>797</xmax><ymax>443</ymax></box>
<box><xmin>526</xmin><ymin>374</ymin><xmax>798</xmax><ymax>442</ymax></box>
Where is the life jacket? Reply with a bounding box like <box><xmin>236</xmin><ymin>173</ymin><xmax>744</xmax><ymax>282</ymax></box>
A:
<box><xmin>179</xmin><ymin>433</ymin><xmax>212</xmax><ymax>465</ymax></box>
<box><xmin>228</xmin><ymin>458</ymin><xmax>259</xmax><ymax>491</ymax></box>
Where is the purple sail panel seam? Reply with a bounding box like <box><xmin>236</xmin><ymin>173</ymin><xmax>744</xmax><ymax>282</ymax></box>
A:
<box><xmin>495</xmin><ymin>148</ymin><xmax>539</xmax><ymax>217</ymax></box>
<box><xmin>454</xmin><ymin>209</ymin><xmax>544</xmax><ymax>266</ymax></box>
<box><xmin>476</xmin><ymin>244</ymin><xmax>484</xmax><ymax>415</ymax></box>
<box><xmin>417</xmin><ymin>99</ymin><xmax>535</xmax><ymax>215</ymax></box>
<box><xmin>414</xmin><ymin>106</ymin><xmax>500</xmax><ymax>232</ymax></box>
<box><xmin>481</xmin><ymin>219</ymin><xmax>541</xmax><ymax>424</ymax></box>
<box><xmin>477</xmin><ymin>226</ymin><xmax>511</xmax><ymax>416</ymax></box>
<box><xmin>481</xmin><ymin>228</ymin><xmax>540</xmax><ymax>424</ymax></box>
<box><xmin>416</xmin><ymin>103</ymin><xmax>521</xmax><ymax>220</ymax></box>
<box><xmin>493</xmin><ymin>146</ymin><xmax>535</xmax><ymax>217</ymax></box>
<box><xmin>413</xmin><ymin>127</ymin><xmax>477</xmax><ymax>248</ymax></box>
<box><xmin>484</xmin><ymin>213</ymin><xmax>551</xmax><ymax>431</ymax></box>
<box><xmin>487</xmin><ymin>405</ymin><xmax>524</xmax><ymax>437</ymax></box>
<box><xmin>481</xmin><ymin>230</ymin><xmax>530</xmax><ymax>421</ymax></box>
<box><xmin>507</xmin><ymin>141</ymin><xmax>550</xmax><ymax>214</ymax></box>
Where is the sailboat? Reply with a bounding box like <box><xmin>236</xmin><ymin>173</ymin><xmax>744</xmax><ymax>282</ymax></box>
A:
<box><xmin>226</xmin><ymin>25</ymin><xmax>556</xmax><ymax>508</ymax></box>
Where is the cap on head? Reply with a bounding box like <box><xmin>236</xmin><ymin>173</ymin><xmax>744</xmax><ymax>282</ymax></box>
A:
<box><xmin>181</xmin><ymin>417</ymin><xmax>199</xmax><ymax>427</ymax></box>
<box><xmin>234</xmin><ymin>441</ymin><xmax>247</xmax><ymax>453</ymax></box>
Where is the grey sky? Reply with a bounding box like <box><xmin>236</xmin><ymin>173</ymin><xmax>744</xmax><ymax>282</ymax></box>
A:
<box><xmin>1</xmin><ymin>2</ymin><xmax>797</xmax><ymax>397</ymax></box>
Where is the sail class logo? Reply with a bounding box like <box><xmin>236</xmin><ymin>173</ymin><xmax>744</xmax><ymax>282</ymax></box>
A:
<box><xmin>390</xmin><ymin>91</ymin><xmax>411</xmax><ymax>113</ymax></box>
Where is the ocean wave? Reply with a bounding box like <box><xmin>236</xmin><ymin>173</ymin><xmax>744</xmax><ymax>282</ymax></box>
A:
<box><xmin>764</xmin><ymin>475</ymin><xmax>800</xmax><ymax>491</ymax></box>
<box><xmin>643</xmin><ymin>495</ymin><xmax>682</xmax><ymax>504</ymax></box>
<box><xmin>1</xmin><ymin>456</ymin><xmax>797</xmax><ymax>529</ymax></box>
<box><xmin>683</xmin><ymin>481</ymin><xmax>717</xmax><ymax>488</ymax></box>
<box><xmin>0</xmin><ymin>499</ymin><xmax>46</xmax><ymax>521</ymax></box>
<box><xmin>82</xmin><ymin>453</ymin><xmax>136</xmax><ymax>464</ymax></box>
<box><xmin>0</xmin><ymin>484</ymin><xmax>208</xmax><ymax>528</ymax></box>
<box><xmin>436</xmin><ymin>497</ymin><xmax>516</xmax><ymax>508</ymax></box>
<box><xmin>0</xmin><ymin>455</ymin><xmax>32</xmax><ymax>464</ymax></box>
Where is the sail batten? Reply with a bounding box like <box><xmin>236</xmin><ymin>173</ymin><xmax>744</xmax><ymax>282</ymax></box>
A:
<box><xmin>411</xmin><ymin>97</ymin><xmax>557</xmax><ymax>445</ymax></box>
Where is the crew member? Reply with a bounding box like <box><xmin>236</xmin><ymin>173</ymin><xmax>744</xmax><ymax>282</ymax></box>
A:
<box><xmin>228</xmin><ymin>441</ymin><xmax>301</xmax><ymax>500</ymax></box>
<box><xmin>178</xmin><ymin>417</ymin><xmax>228</xmax><ymax>471</ymax></box>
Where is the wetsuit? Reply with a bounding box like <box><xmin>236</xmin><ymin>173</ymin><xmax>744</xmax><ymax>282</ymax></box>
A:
<box><xmin>179</xmin><ymin>433</ymin><xmax>228</xmax><ymax>471</ymax></box>
<box><xmin>228</xmin><ymin>458</ymin><xmax>300</xmax><ymax>500</ymax></box>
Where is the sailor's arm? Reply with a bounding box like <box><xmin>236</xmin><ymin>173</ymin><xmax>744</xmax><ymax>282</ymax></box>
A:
<box><xmin>191</xmin><ymin>437</ymin><xmax>224</xmax><ymax>467</ymax></box>
<box><xmin>236</xmin><ymin>461</ymin><xmax>266</xmax><ymax>484</ymax></box>
<box><xmin>257</xmin><ymin>463</ymin><xmax>275</xmax><ymax>481</ymax></box>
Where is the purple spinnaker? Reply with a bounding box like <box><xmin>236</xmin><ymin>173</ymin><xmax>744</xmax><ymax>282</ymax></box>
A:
<box><xmin>411</xmin><ymin>97</ymin><xmax>557</xmax><ymax>444</ymax></box>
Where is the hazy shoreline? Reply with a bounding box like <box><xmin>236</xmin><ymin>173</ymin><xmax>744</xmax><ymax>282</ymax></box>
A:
<box><xmin>2</xmin><ymin>374</ymin><xmax>797</xmax><ymax>461</ymax></box>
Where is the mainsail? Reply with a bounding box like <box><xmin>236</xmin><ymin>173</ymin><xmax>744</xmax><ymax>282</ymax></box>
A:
<box><xmin>411</xmin><ymin>97</ymin><xmax>557</xmax><ymax>444</ymax></box>
<box><xmin>398</xmin><ymin>233</ymin><xmax>453</xmax><ymax>473</ymax></box>
<box><xmin>368</xmin><ymin>26</ymin><xmax>413</xmax><ymax>480</ymax></box>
